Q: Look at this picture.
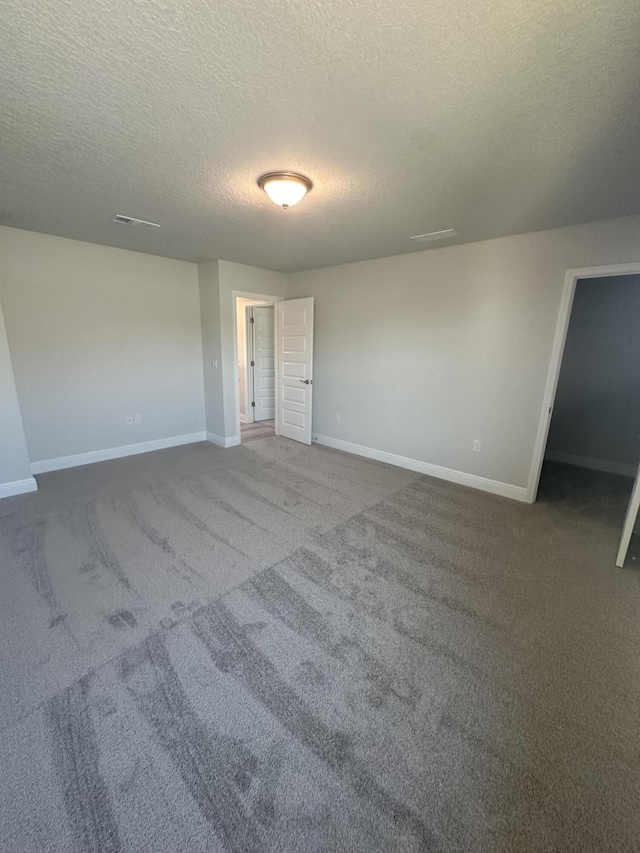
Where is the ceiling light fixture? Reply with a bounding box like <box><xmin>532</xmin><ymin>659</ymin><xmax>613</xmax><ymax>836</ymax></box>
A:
<box><xmin>258</xmin><ymin>172</ymin><xmax>312</xmax><ymax>209</ymax></box>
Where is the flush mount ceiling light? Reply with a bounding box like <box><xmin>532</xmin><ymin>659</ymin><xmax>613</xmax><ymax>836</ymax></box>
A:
<box><xmin>258</xmin><ymin>172</ymin><xmax>312</xmax><ymax>209</ymax></box>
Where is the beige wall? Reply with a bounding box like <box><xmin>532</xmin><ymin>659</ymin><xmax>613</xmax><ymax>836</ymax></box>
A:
<box><xmin>288</xmin><ymin>215</ymin><xmax>640</xmax><ymax>492</ymax></box>
<box><xmin>0</xmin><ymin>293</ymin><xmax>33</xmax><ymax>492</ymax></box>
<box><xmin>0</xmin><ymin>226</ymin><xmax>205</xmax><ymax>464</ymax></box>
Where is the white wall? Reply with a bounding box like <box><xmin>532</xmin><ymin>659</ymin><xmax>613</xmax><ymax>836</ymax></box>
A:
<box><xmin>199</xmin><ymin>260</ymin><xmax>225</xmax><ymax>438</ymax></box>
<box><xmin>0</xmin><ymin>226</ymin><xmax>205</xmax><ymax>465</ymax></box>
<box><xmin>3</xmin><ymin>214</ymin><xmax>639</xmax><ymax>499</ymax></box>
<box><xmin>288</xmin><ymin>215</ymin><xmax>640</xmax><ymax>494</ymax></box>
<box><xmin>0</xmin><ymin>294</ymin><xmax>34</xmax><ymax>495</ymax></box>
<box><xmin>546</xmin><ymin>275</ymin><xmax>640</xmax><ymax>476</ymax></box>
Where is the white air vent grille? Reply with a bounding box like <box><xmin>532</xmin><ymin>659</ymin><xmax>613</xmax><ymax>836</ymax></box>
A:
<box><xmin>410</xmin><ymin>229</ymin><xmax>460</xmax><ymax>242</ymax></box>
<box><xmin>113</xmin><ymin>214</ymin><xmax>161</xmax><ymax>230</ymax></box>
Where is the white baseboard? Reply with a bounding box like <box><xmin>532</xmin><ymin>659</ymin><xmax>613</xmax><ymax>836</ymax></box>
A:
<box><xmin>31</xmin><ymin>432</ymin><xmax>207</xmax><ymax>475</ymax></box>
<box><xmin>312</xmin><ymin>433</ymin><xmax>529</xmax><ymax>503</ymax></box>
<box><xmin>206</xmin><ymin>432</ymin><xmax>241</xmax><ymax>449</ymax></box>
<box><xmin>544</xmin><ymin>450</ymin><xmax>637</xmax><ymax>478</ymax></box>
<box><xmin>0</xmin><ymin>476</ymin><xmax>38</xmax><ymax>499</ymax></box>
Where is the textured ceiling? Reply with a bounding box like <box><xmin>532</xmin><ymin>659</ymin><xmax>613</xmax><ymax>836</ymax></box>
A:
<box><xmin>1</xmin><ymin>0</ymin><xmax>640</xmax><ymax>273</ymax></box>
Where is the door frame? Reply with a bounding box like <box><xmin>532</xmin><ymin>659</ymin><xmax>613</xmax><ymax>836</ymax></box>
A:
<box><xmin>240</xmin><ymin>304</ymin><xmax>254</xmax><ymax>425</ymax></box>
<box><xmin>232</xmin><ymin>291</ymin><xmax>283</xmax><ymax>445</ymax></box>
<box><xmin>250</xmin><ymin>304</ymin><xmax>276</xmax><ymax>423</ymax></box>
<box><xmin>616</xmin><ymin>465</ymin><xmax>640</xmax><ymax>567</ymax></box>
<box><xmin>526</xmin><ymin>261</ymin><xmax>640</xmax><ymax>503</ymax></box>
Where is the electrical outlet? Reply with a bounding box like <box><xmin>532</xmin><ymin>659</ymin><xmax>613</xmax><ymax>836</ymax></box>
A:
<box><xmin>134</xmin><ymin>413</ymin><xmax>142</xmax><ymax>424</ymax></box>
<box><xmin>473</xmin><ymin>439</ymin><xmax>481</xmax><ymax>453</ymax></box>
<box><xmin>126</xmin><ymin>415</ymin><xmax>134</xmax><ymax>425</ymax></box>
<box><xmin>211</xmin><ymin>359</ymin><xmax>218</xmax><ymax>368</ymax></box>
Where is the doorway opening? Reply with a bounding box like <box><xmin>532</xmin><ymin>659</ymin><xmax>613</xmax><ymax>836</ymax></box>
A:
<box><xmin>533</xmin><ymin>271</ymin><xmax>640</xmax><ymax>566</ymax></box>
<box><xmin>231</xmin><ymin>293</ymin><xmax>314</xmax><ymax>447</ymax></box>
<box><xmin>235</xmin><ymin>296</ymin><xmax>276</xmax><ymax>443</ymax></box>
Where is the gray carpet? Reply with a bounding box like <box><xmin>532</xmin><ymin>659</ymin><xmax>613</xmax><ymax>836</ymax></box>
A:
<box><xmin>241</xmin><ymin>420</ymin><xmax>276</xmax><ymax>442</ymax></box>
<box><xmin>0</xmin><ymin>438</ymin><xmax>639</xmax><ymax>852</ymax></box>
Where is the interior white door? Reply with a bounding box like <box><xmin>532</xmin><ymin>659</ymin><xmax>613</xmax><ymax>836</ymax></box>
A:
<box><xmin>277</xmin><ymin>297</ymin><xmax>314</xmax><ymax>444</ymax></box>
<box><xmin>252</xmin><ymin>306</ymin><xmax>275</xmax><ymax>421</ymax></box>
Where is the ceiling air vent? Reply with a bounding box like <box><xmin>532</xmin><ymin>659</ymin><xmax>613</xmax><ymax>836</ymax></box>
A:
<box><xmin>113</xmin><ymin>214</ymin><xmax>161</xmax><ymax>230</ymax></box>
<box><xmin>410</xmin><ymin>229</ymin><xmax>459</xmax><ymax>242</ymax></box>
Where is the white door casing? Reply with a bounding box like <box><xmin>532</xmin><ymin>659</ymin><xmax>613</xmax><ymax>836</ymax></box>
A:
<box><xmin>616</xmin><ymin>464</ymin><xmax>640</xmax><ymax>568</ymax></box>
<box><xmin>527</xmin><ymin>262</ymin><xmax>640</xmax><ymax>503</ymax></box>
<box><xmin>238</xmin><ymin>305</ymin><xmax>252</xmax><ymax>424</ymax></box>
<box><xmin>277</xmin><ymin>297</ymin><xmax>314</xmax><ymax>444</ymax></box>
<box><xmin>252</xmin><ymin>306</ymin><xmax>275</xmax><ymax>421</ymax></box>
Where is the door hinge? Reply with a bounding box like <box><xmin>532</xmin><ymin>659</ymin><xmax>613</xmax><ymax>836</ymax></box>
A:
<box><xmin>251</xmin><ymin>401</ymin><xmax>256</xmax><ymax>407</ymax></box>
<box><xmin>249</xmin><ymin>316</ymin><xmax>255</xmax><ymax>324</ymax></box>
<box><xmin>250</xmin><ymin>360</ymin><xmax>255</xmax><ymax>367</ymax></box>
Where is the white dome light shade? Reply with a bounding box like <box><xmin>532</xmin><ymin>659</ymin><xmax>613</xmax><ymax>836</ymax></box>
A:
<box><xmin>258</xmin><ymin>172</ymin><xmax>312</xmax><ymax>209</ymax></box>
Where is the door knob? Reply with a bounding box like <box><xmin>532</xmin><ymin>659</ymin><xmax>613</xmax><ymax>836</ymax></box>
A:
<box><xmin>299</xmin><ymin>379</ymin><xmax>311</xmax><ymax>384</ymax></box>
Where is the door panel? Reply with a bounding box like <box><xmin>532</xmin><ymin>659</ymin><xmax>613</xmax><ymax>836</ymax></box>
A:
<box><xmin>277</xmin><ymin>297</ymin><xmax>314</xmax><ymax>444</ymax></box>
<box><xmin>282</xmin><ymin>336</ymin><xmax>306</xmax><ymax>351</ymax></box>
<box><xmin>283</xmin><ymin>386</ymin><xmax>305</xmax><ymax>404</ymax></box>
<box><xmin>252</xmin><ymin>306</ymin><xmax>275</xmax><ymax>421</ymax></box>
<box><xmin>283</xmin><ymin>361</ymin><xmax>307</xmax><ymax>379</ymax></box>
